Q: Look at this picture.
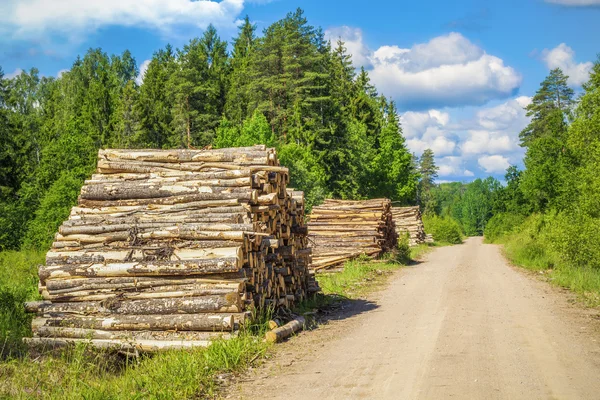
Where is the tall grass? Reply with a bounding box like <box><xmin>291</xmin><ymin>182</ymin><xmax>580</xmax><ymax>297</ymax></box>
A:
<box><xmin>0</xmin><ymin>250</ymin><xmax>45</xmax><ymax>357</ymax></box>
<box><xmin>0</xmin><ymin>331</ymin><xmax>271</xmax><ymax>399</ymax></box>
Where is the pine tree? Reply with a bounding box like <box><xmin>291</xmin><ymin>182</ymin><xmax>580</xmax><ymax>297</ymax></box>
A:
<box><xmin>520</xmin><ymin>68</ymin><xmax>574</xmax><ymax>146</ymax></box>
<box><xmin>520</xmin><ymin>68</ymin><xmax>575</xmax><ymax>211</ymax></box>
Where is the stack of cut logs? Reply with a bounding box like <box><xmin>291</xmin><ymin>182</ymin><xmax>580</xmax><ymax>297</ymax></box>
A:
<box><xmin>307</xmin><ymin>199</ymin><xmax>397</xmax><ymax>272</ymax></box>
<box><xmin>391</xmin><ymin>206</ymin><xmax>426</xmax><ymax>247</ymax></box>
<box><xmin>25</xmin><ymin>146</ymin><xmax>315</xmax><ymax>352</ymax></box>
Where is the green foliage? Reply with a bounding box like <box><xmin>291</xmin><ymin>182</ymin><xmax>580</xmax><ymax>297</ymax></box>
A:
<box><xmin>418</xmin><ymin>149</ymin><xmax>438</xmax><ymax>213</ymax></box>
<box><xmin>500</xmin><ymin>214</ymin><xmax>557</xmax><ymax>270</ymax></box>
<box><xmin>0</xmin><ymin>250</ymin><xmax>44</xmax><ymax>357</ymax></box>
<box><xmin>214</xmin><ymin>111</ymin><xmax>276</xmax><ymax>149</ymax></box>
<box><xmin>422</xmin><ymin>215</ymin><xmax>463</xmax><ymax>245</ymax></box>
<box><xmin>519</xmin><ymin>68</ymin><xmax>573</xmax><ymax>146</ymax></box>
<box><xmin>393</xmin><ymin>233</ymin><xmax>411</xmax><ymax>265</ymax></box>
<box><xmin>483</xmin><ymin>213</ymin><xmax>526</xmax><ymax>243</ymax></box>
<box><xmin>23</xmin><ymin>169</ymin><xmax>90</xmax><ymax>250</ymax></box>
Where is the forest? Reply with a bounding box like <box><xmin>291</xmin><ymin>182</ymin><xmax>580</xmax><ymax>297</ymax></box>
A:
<box><xmin>1</xmin><ymin>7</ymin><xmax>599</xmax><ymax>349</ymax></box>
<box><xmin>0</xmin><ymin>9</ymin><xmax>418</xmax><ymax>253</ymax></box>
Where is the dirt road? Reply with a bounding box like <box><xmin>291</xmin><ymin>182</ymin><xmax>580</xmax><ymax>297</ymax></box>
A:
<box><xmin>227</xmin><ymin>237</ymin><xmax>600</xmax><ymax>399</ymax></box>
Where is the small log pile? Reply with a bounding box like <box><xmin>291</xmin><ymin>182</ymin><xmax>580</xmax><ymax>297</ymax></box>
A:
<box><xmin>391</xmin><ymin>206</ymin><xmax>426</xmax><ymax>247</ymax></box>
<box><xmin>307</xmin><ymin>199</ymin><xmax>397</xmax><ymax>271</ymax></box>
<box><xmin>25</xmin><ymin>145</ymin><xmax>315</xmax><ymax>351</ymax></box>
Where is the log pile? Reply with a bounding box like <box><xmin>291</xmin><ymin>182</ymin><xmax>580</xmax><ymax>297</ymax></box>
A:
<box><xmin>391</xmin><ymin>206</ymin><xmax>426</xmax><ymax>247</ymax></box>
<box><xmin>307</xmin><ymin>199</ymin><xmax>397</xmax><ymax>271</ymax></box>
<box><xmin>26</xmin><ymin>146</ymin><xmax>315</xmax><ymax>351</ymax></box>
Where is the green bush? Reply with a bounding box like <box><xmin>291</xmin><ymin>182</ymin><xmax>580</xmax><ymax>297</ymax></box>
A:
<box><xmin>484</xmin><ymin>212</ymin><xmax>526</xmax><ymax>243</ymax></box>
<box><xmin>543</xmin><ymin>211</ymin><xmax>600</xmax><ymax>270</ymax></box>
<box><xmin>393</xmin><ymin>233</ymin><xmax>411</xmax><ymax>264</ymax></box>
<box><xmin>0</xmin><ymin>250</ymin><xmax>44</xmax><ymax>357</ymax></box>
<box><xmin>423</xmin><ymin>215</ymin><xmax>463</xmax><ymax>244</ymax></box>
<box><xmin>502</xmin><ymin>214</ymin><xmax>557</xmax><ymax>270</ymax></box>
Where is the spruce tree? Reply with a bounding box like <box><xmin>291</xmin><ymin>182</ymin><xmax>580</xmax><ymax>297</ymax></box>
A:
<box><xmin>135</xmin><ymin>45</ymin><xmax>176</xmax><ymax>148</ymax></box>
<box><xmin>225</xmin><ymin>16</ymin><xmax>257</xmax><ymax>125</ymax></box>
<box><xmin>419</xmin><ymin>149</ymin><xmax>438</xmax><ymax>213</ymax></box>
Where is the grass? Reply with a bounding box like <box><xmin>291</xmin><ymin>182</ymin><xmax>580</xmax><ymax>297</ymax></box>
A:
<box><xmin>0</xmin><ymin>306</ymin><xmax>273</xmax><ymax>399</ymax></box>
<box><xmin>1</xmin><ymin>250</ymin><xmax>45</xmax><ymax>358</ymax></box>
<box><xmin>309</xmin><ymin>243</ymin><xmax>435</xmax><ymax>301</ymax></box>
<box><xmin>0</xmin><ymin>329</ymin><xmax>271</xmax><ymax>399</ymax></box>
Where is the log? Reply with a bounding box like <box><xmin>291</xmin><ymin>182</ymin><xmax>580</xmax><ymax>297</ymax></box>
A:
<box><xmin>44</xmin><ymin>276</ymin><xmax>245</xmax><ymax>293</ymax></box>
<box><xmin>26</xmin><ymin>294</ymin><xmax>242</xmax><ymax>315</ymax></box>
<box><xmin>80</xmin><ymin>183</ymin><xmax>256</xmax><ymax>201</ymax></box>
<box><xmin>25</xmin><ymin>337</ymin><xmax>212</xmax><ymax>352</ymax></box>
<box><xmin>39</xmin><ymin>257</ymin><xmax>243</xmax><ymax>281</ymax></box>
<box><xmin>31</xmin><ymin>326</ymin><xmax>232</xmax><ymax>341</ymax></box>
<box><xmin>40</xmin><ymin>287</ymin><xmax>240</xmax><ymax>302</ymax></box>
<box><xmin>265</xmin><ymin>316</ymin><xmax>305</xmax><ymax>343</ymax></box>
<box><xmin>32</xmin><ymin>313</ymin><xmax>238</xmax><ymax>331</ymax></box>
<box><xmin>46</xmin><ymin>247</ymin><xmax>243</xmax><ymax>265</ymax></box>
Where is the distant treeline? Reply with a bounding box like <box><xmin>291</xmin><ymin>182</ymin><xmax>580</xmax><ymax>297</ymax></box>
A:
<box><xmin>0</xmin><ymin>9</ymin><xmax>420</xmax><ymax>251</ymax></box>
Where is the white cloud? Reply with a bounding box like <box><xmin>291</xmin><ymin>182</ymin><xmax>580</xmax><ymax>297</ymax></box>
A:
<box><xmin>401</xmin><ymin>109</ymin><xmax>457</xmax><ymax>156</ymax></box>
<box><xmin>0</xmin><ymin>0</ymin><xmax>246</xmax><ymax>41</ymax></box>
<box><xmin>545</xmin><ymin>0</ymin><xmax>600</xmax><ymax>5</ymax></box>
<box><xmin>478</xmin><ymin>155</ymin><xmax>510</xmax><ymax>174</ymax></box>
<box><xmin>407</xmin><ymin>135</ymin><xmax>457</xmax><ymax>157</ymax></box>
<box><xmin>325</xmin><ymin>26</ymin><xmax>371</xmax><ymax>68</ymax></box>
<box><xmin>326</xmin><ymin>28</ymin><xmax>522</xmax><ymax>110</ymax></box>
<box><xmin>136</xmin><ymin>59</ymin><xmax>151</xmax><ymax>85</ymax></box>
<box><xmin>57</xmin><ymin>69</ymin><xmax>69</xmax><ymax>78</ymax></box>
<box><xmin>462</xmin><ymin>131</ymin><xmax>515</xmax><ymax>155</ymax></box>
<box><xmin>5</xmin><ymin>68</ymin><xmax>23</xmax><ymax>79</ymax></box>
<box><xmin>438</xmin><ymin>156</ymin><xmax>464</xmax><ymax>177</ymax></box>
<box><xmin>460</xmin><ymin>96</ymin><xmax>530</xmax><ymax>158</ymax></box>
<box><xmin>400</xmin><ymin>96</ymin><xmax>531</xmax><ymax>179</ymax></box>
<box><xmin>542</xmin><ymin>43</ymin><xmax>593</xmax><ymax>86</ymax></box>
<box><xmin>401</xmin><ymin>109</ymin><xmax>450</xmax><ymax>139</ymax></box>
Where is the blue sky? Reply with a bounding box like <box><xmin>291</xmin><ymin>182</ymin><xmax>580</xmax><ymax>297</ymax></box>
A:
<box><xmin>1</xmin><ymin>0</ymin><xmax>598</xmax><ymax>182</ymax></box>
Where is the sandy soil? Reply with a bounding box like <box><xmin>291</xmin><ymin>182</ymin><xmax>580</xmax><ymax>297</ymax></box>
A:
<box><xmin>225</xmin><ymin>237</ymin><xmax>600</xmax><ymax>399</ymax></box>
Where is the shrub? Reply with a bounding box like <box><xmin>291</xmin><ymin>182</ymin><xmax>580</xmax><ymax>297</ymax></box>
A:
<box><xmin>393</xmin><ymin>233</ymin><xmax>411</xmax><ymax>264</ymax></box>
<box><xmin>0</xmin><ymin>250</ymin><xmax>44</xmax><ymax>357</ymax></box>
<box><xmin>423</xmin><ymin>215</ymin><xmax>463</xmax><ymax>244</ymax></box>
<box><xmin>501</xmin><ymin>214</ymin><xmax>557</xmax><ymax>270</ymax></box>
<box><xmin>484</xmin><ymin>213</ymin><xmax>526</xmax><ymax>243</ymax></box>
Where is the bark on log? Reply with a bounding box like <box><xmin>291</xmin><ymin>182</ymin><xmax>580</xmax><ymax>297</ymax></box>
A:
<box><xmin>265</xmin><ymin>316</ymin><xmax>305</xmax><ymax>343</ymax></box>
<box><xmin>32</xmin><ymin>313</ymin><xmax>238</xmax><ymax>331</ymax></box>
<box><xmin>39</xmin><ymin>257</ymin><xmax>242</xmax><ymax>281</ymax></box>
<box><xmin>31</xmin><ymin>326</ymin><xmax>232</xmax><ymax>341</ymax></box>
<box><xmin>45</xmin><ymin>276</ymin><xmax>246</xmax><ymax>292</ymax></box>
<box><xmin>26</xmin><ymin>294</ymin><xmax>242</xmax><ymax>315</ymax></box>
<box><xmin>25</xmin><ymin>337</ymin><xmax>212</xmax><ymax>352</ymax></box>
<box><xmin>46</xmin><ymin>246</ymin><xmax>242</xmax><ymax>265</ymax></box>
